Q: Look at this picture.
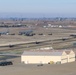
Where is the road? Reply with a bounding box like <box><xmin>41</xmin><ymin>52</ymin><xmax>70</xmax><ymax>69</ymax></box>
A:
<box><xmin>0</xmin><ymin>54</ymin><xmax>21</xmax><ymax>56</ymax></box>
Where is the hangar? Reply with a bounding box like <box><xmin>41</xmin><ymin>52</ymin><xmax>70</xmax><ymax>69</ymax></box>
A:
<box><xmin>21</xmin><ymin>50</ymin><xmax>68</xmax><ymax>64</ymax></box>
<box><xmin>66</xmin><ymin>50</ymin><xmax>75</xmax><ymax>63</ymax></box>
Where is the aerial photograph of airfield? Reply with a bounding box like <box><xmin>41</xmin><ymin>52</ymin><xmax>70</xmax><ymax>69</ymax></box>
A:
<box><xmin>0</xmin><ymin>18</ymin><xmax>76</xmax><ymax>75</ymax></box>
<box><xmin>0</xmin><ymin>0</ymin><xmax>76</xmax><ymax>75</ymax></box>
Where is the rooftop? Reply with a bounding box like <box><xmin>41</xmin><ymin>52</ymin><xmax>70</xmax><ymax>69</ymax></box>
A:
<box><xmin>22</xmin><ymin>51</ymin><xmax>65</xmax><ymax>56</ymax></box>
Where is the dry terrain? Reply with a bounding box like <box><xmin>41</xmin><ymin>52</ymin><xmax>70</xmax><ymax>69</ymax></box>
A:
<box><xmin>0</xmin><ymin>57</ymin><xmax>76</xmax><ymax>75</ymax></box>
<box><xmin>0</xmin><ymin>19</ymin><xmax>76</xmax><ymax>75</ymax></box>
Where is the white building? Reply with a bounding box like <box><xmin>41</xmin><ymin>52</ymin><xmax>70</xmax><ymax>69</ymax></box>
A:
<box><xmin>21</xmin><ymin>50</ymin><xmax>70</xmax><ymax>64</ymax></box>
<box><xmin>66</xmin><ymin>50</ymin><xmax>75</xmax><ymax>63</ymax></box>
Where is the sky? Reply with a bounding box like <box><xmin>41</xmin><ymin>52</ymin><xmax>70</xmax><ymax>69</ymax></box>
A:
<box><xmin>0</xmin><ymin>0</ymin><xmax>76</xmax><ymax>18</ymax></box>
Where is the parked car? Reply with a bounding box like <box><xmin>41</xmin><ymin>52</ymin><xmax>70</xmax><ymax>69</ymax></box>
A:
<box><xmin>0</xmin><ymin>61</ymin><xmax>13</xmax><ymax>66</ymax></box>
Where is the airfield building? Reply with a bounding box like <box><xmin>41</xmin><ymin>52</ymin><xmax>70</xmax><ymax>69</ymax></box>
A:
<box><xmin>66</xmin><ymin>50</ymin><xmax>75</xmax><ymax>62</ymax></box>
<box><xmin>21</xmin><ymin>50</ymin><xmax>75</xmax><ymax>64</ymax></box>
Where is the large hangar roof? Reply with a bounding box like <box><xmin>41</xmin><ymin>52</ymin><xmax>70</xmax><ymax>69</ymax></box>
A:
<box><xmin>22</xmin><ymin>51</ymin><xmax>65</xmax><ymax>56</ymax></box>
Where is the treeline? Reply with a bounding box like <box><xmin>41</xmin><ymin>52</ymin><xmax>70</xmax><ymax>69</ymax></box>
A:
<box><xmin>0</xmin><ymin>25</ymin><xmax>27</xmax><ymax>28</ymax></box>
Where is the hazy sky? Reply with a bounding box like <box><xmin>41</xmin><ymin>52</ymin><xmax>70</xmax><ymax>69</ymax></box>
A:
<box><xmin>0</xmin><ymin>0</ymin><xmax>76</xmax><ymax>17</ymax></box>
